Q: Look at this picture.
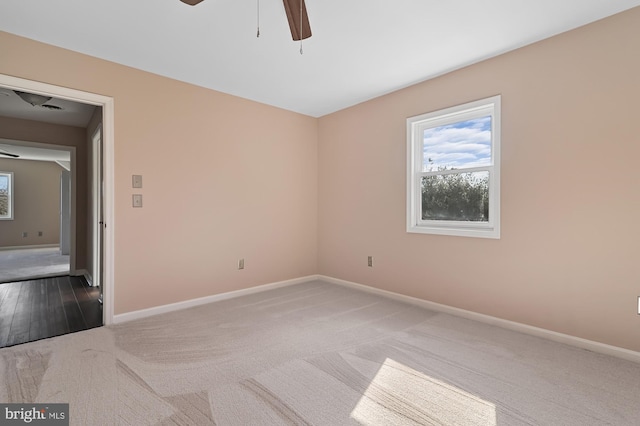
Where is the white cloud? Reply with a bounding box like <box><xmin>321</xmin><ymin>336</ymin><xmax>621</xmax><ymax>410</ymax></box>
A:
<box><xmin>422</xmin><ymin>117</ymin><xmax>492</xmax><ymax>169</ymax></box>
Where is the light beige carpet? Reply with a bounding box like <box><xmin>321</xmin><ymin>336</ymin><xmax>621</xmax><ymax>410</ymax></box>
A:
<box><xmin>0</xmin><ymin>247</ymin><xmax>69</xmax><ymax>283</ymax></box>
<box><xmin>1</xmin><ymin>280</ymin><xmax>639</xmax><ymax>425</ymax></box>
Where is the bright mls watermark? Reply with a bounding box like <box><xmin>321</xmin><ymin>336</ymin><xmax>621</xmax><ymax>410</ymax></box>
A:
<box><xmin>0</xmin><ymin>404</ymin><xmax>68</xmax><ymax>425</ymax></box>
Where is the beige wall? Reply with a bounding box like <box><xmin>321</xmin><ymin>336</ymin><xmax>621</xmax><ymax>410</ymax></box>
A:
<box><xmin>0</xmin><ymin>158</ymin><xmax>62</xmax><ymax>247</ymax></box>
<box><xmin>0</xmin><ymin>30</ymin><xmax>319</xmax><ymax>315</ymax></box>
<box><xmin>318</xmin><ymin>8</ymin><xmax>640</xmax><ymax>352</ymax></box>
<box><xmin>0</xmin><ymin>117</ymin><xmax>88</xmax><ymax>269</ymax></box>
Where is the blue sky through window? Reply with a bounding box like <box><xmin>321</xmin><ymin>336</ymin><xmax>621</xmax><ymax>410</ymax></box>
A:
<box><xmin>422</xmin><ymin>116</ymin><xmax>491</xmax><ymax>171</ymax></box>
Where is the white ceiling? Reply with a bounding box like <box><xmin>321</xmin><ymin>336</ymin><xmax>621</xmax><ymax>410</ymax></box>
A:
<box><xmin>1</xmin><ymin>0</ymin><xmax>639</xmax><ymax>117</ymax></box>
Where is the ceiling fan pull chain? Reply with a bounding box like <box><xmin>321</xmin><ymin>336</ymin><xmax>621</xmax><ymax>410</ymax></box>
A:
<box><xmin>299</xmin><ymin>0</ymin><xmax>303</xmax><ymax>54</ymax></box>
<box><xmin>256</xmin><ymin>0</ymin><xmax>260</xmax><ymax>37</ymax></box>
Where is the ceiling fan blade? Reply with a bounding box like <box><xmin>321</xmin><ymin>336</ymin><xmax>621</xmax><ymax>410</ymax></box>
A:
<box><xmin>282</xmin><ymin>0</ymin><xmax>312</xmax><ymax>41</ymax></box>
<box><xmin>180</xmin><ymin>0</ymin><xmax>205</xmax><ymax>5</ymax></box>
<box><xmin>0</xmin><ymin>151</ymin><xmax>19</xmax><ymax>158</ymax></box>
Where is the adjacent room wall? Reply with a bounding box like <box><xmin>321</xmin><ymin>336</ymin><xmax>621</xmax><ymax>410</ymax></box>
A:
<box><xmin>0</xmin><ymin>158</ymin><xmax>62</xmax><ymax>247</ymax></box>
<box><xmin>0</xmin><ymin>30</ymin><xmax>319</xmax><ymax>315</ymax></box>
<box><xmin>318</xmin><ymin>8</ymin><xmax>640</xmax><ymax>352</ymax></box>
<box><xmin>0</xmin><ymin>117</ymin><xmax>88</xmax><ymax>269</ymax></box>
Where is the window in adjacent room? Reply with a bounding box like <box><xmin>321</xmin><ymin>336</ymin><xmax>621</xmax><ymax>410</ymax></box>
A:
<box><xmin>406</xmin><ymin>95</ymin><xmax>500</xmax><ymax>238</ymax></box>
<box><xmin>0</xmin><ymin>171</ymin><xmax>13</xmax><ymax>220</ymax></box>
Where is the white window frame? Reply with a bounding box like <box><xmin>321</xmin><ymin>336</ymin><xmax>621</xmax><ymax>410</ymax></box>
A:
<box><xmin>406</xmin><ymin>95</ymin><xmax>500</xmax><ymax>239</ymax></box>
<box><xmin>0</xmin><ymin>171</ymin><xmax>14</xmax><ymax>220</ymax></box>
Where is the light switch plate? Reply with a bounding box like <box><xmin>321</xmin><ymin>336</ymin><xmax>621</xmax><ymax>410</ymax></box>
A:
<box><xmin>132</xmin><ymin>175</ymin><xmax>143</xmax><ymax>188</ymax></box>
<box><xmin>132</xmin><ymin>194</ymin><xmax>143</xmax><ymax>208</ymax></box>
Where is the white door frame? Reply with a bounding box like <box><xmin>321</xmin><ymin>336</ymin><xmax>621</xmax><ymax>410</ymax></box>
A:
<box><xmin>0</xmin><ymin>74</ymin><xmax>115</xmax><ymax>325</ymax></box>
<box><xmin>91</xmin><ymin>127</ymin><xmax>102</xmax><ymax>288</ymax></box>
<box><xmin>59</xmin><ymin>169</ymin><xmax>71</xmax><ymax>256</ymax></box>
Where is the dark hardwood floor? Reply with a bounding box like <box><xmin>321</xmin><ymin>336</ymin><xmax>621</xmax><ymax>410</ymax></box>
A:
<box><xmin>0</xmin><ymin>275</ymin><xmax>102</xmax><ymax>348</ymax></box>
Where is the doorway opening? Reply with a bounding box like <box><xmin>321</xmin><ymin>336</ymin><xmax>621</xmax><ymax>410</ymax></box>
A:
<box><xmin>0</xmin><ymin>74</ymin><xmax>115</xmax><ymax>334</ymax></box>
<box><xmin>0</xmin><ymin>140</ymin><xmax>75</xmax><ymax>283</ymax></box>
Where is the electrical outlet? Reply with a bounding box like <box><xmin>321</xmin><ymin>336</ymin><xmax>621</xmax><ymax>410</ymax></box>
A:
<box><xmin>368</xmin><ymin>256</ymin><xmax>373</xmax><ymax>267</ymax></box>
<box><xmin>238</xmin><ymin>259</ymin><xmax>245</xmax><ymax>270</ymax></box>
<box><xmin>38</xmin><ymin>231</ymin><xmax>43</xmax><ymax>237</ymax></box>
<box><xmin>22</xmin><ymin>232</ymin><xmax>28</xmax><ymax>238</ymax></box>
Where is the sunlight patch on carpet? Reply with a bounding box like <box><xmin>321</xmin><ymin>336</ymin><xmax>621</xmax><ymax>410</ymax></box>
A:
<box><xmin>351</xmin><ymin>358</ymin><xmax>496</xmax><ymax>425</ymax></box>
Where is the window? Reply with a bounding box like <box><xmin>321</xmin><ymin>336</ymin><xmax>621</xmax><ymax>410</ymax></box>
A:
<box><xmin>407</xmin><ymin>95</ymin><xmax>500</xmax><ymax>238</ymax></box>
<box><xmin>0</xmin><ymin>172</ymin><xmax>13</xmax><ymax>220</ymax></box>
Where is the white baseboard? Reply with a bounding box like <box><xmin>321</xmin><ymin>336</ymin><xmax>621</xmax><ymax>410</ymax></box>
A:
<box><xmin>319</xmin><ymin>275</ymin><xmax>640</xmax><ymax>364</ymax></box>
<box><xmin>80</xmin><ymin>270</ymin><xmax>93</xmax><ymax>286</ymax></box>
<box><xmin>110</xmin><ymin>273</ymin><xmax>640</xmax><ymax>363</ymax></box>
<box><xmin>113</xmin><ymin>275</ymin><xmax>320</xmax><ymax>324</ymax></box>
<box><xmin>0</xmin><ymin>244</ymin><xmax>59</xmax><ymax>251</ymax></box>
